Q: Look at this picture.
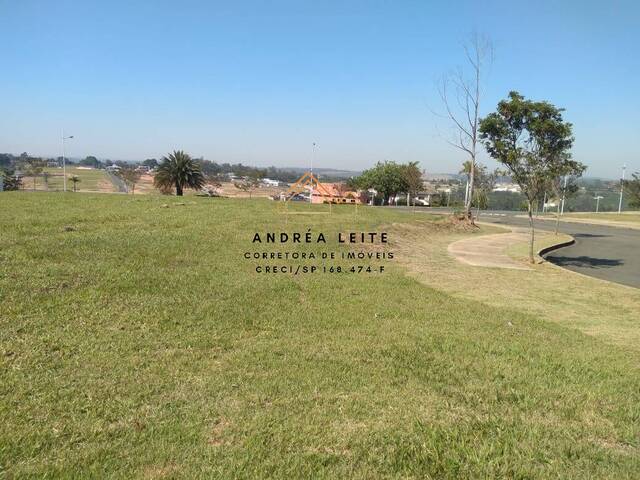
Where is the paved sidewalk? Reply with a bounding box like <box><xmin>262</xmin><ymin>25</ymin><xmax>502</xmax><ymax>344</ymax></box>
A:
<box><xmin>448</xmin><ymin>228</ymin><xmax>532</xmax><ymax>270</ymax></box>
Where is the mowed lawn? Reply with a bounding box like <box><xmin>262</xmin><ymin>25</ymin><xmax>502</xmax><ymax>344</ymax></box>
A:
<box><xmin>1</xmin><ymin>193</ymin><xmax>639</xmax><ymax>478</ymax></box>
<box><xmin>21</xmin><ymin>167</ymin><xmax>117</xmax><ymax>192</ymax></box>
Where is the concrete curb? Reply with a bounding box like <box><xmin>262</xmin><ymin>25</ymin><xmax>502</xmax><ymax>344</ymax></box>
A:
<box><xmin>537</xmin><ymin>237</ymin><xmax>576</xmax><ymax>260</ymax></box>
<box><xmin>538</xmin><ymin>235</ymin><xmax>640</xmax><ymax>291</ymax></box>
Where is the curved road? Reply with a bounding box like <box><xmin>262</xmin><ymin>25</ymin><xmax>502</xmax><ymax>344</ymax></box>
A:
<box><xmin>477</xmin><ymin>212</ymin><xmax>640</xmax><ymax>288</ymax></box>
<box><xmin>387</xmin><ymin>207</ymin><xmax>640</xmax><ymax>289</ymax></box>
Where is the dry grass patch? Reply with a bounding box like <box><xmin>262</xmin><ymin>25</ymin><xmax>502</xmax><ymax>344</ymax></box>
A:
<box><xmin>392</xmin><ymin>220</ymin><xmax>640</xmax><ymax>351</ymax></box>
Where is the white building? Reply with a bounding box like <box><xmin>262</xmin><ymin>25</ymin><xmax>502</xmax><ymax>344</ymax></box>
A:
<box><xmin>492</xmin><ymin>183</ymin><xmax>521</xmax><ymax>193</ymax></box>
<box><xmin>261</xmin><ymin>178</ymin><xmax>280</xmax><ymax>187</ymax></box>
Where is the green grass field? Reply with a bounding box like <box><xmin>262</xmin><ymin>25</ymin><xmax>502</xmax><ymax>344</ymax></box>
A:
<box><xmin>21</xmin><ymin>167</ymin><xmax>117</xmax><ymax>192</ymax></box>
<box><xmin>1</xmin><ymin>193</ymin><xmax>639</xmax><ymax>478</ymax></box>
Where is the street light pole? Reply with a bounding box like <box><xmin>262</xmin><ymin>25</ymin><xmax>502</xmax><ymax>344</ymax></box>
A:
<box><xmin>62</xmin><ymin>130</ymin><xmax>74</xmax><ymax>192</ymax></box>
<box><xmin>618</xmin><ymin>164</ymin><xmax>626</xmax><ymax>213</ymax></box>
<box><xmin>594</xmin><ymin>195</ymin><xmax>603</xmax><ymax>213</ymax></box>
<box><xmin>309</xmin><ymin>142</ymin><xmax>317</xmax><ymax>206</ymax></box>
<box><xmin>560</xmin><ymin>175</ymin><xmax>568</xmax><ymax>215</ymax></box>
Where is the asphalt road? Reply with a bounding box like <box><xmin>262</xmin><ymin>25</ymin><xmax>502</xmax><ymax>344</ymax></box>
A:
<box><xmin>106</xmin><ymin>172</ymin><xmax>128</xmax><ymax>193</ymax></box>
<box><xmin>388</xmin><ymin>207</ymin><xmax>640</xmax><ymax>289</ymax></box>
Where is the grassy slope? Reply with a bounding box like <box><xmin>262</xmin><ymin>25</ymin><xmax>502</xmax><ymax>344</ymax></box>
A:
<box><xmin>395</xmin><ymin>222</ymin><xmax>640</xmax><ymax>351</ymax></box>
<box><xmin>21</xmin><ymin>167</ymin><xmax>117</xmax><ymax>192</ymax></box>
<box><xmin>1</xmin><ymin>193</ymin><xmax>639</xmax><ymax>478</ymax></box>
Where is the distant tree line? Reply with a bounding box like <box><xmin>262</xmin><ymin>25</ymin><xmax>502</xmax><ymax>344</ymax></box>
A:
<box><xmin>1</xmin><ymin>152</ymin><xmax>351</xmax><ymax>184</ymax></box>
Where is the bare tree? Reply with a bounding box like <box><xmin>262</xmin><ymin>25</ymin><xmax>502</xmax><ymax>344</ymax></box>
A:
<box><xmin>438</xmin><ymin>33</ymin><xmax>492</xmax><ymax>223</ymax></box>
<box><xmin>461</xmin><ymin>161</ymin><xmax>500</xmax><ymax>216</ymax></box>
<box><xmin>202</xmin><ymin>174</ymin><xmax>223</xmax><ymax>196</ymax></box>
<box><xmin>117</xmin><ymin>167</ymin><xmax>142</xmax><ymax>194</ymax></box>
<box><xmin>234</xmin><ymin>174</ymin><xmax>261</xmax><ymax>199</ymax></box>
<box><xmin>548</xmin><ymin>174</ymin><xmax>581</xmax><ymax>235</ymax></box>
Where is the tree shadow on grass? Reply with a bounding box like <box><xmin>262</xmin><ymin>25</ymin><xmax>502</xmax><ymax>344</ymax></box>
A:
<box><xmin>546</xmin><ymin>255</ymin><xmax>623</xmax><ymax>269</ymax></box>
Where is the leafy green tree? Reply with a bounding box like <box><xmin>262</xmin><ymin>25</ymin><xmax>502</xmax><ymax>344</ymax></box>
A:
<box><xmin>459</xmin><ymin>160</ymin><xmax>480</xmax><ymax>178</ymax></box>
<box><xmin>479</xmin><ymin>91</ymin><xmax>585</xmax><ymax>263</ymax></box>
<box><xmin>0</xmin><ymin>154</ymin><xmax>12</xmax><ymax>168</ymax></box>
<box><xmin>356</xmin><ymin>161</ymin><xmax>409</xmax><ymax>205</ymax></box>
<box><xmin>142</xmin><ymin>158</ymin><xmax>159</xmax><ymax>169</ymax></box>
<box><xmin>154</xmin><ymin>150</ymin><xmax>205</xmax><ymax>196</ymax></box>
<box><xmin>1</xmin><ymin>168</ymin><xmax>22</xmax><ymax>190</ymax></box>
<box><xmin>625</xmin><ymin>172</ymin><xmax>640</xmax><ymax>209</ymax></box>
<box><xmin>471</xmin><ymin>164</ymin><xmax>500</xmax><ymax>213</ymax></box>
<box><xmin>79</xmin><ymin>156</ymin><xmax>102</xmax><ymax>168</ymax></box>
<box><xmin>402</xmin><ymin>161</ymin><xmax>423</xmax><ymax>206</ymax></box>
<box><xmin>25</xmin><ymin>158</ymin><xmax>45</xmax><ymax>190</ymax></box>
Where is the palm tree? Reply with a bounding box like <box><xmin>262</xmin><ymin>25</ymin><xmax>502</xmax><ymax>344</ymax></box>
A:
<box><xmin>154</xmin><ymin>150</ymin><xmax>205</xmax><ymax>196</ymax></box>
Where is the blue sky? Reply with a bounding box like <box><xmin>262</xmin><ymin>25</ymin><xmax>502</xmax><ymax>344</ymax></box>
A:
<box><xmin>1</xmin><ymin>0</ymin><xmax>638</xmax><ymax>178</ymax></box>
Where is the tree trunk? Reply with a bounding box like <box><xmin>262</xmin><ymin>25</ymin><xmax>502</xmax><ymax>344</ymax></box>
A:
<box><xmin>176</xmin><ymin>184</ymin><xmax>183</xmax><ymax>196</ymax></box>
<box><xmin>466</xmin><ymin>158</ymin><xmax>476</xmax><ymax>224</ymax></box>
<box><xmin>555</xmin><ymin>201</ymin><xmax>561</xmax><ymax>235</ymax></box>
<box><xmin>528</xmin><ymin>200</ymin><xmax>535</xmax><ymax>264</ymax></box>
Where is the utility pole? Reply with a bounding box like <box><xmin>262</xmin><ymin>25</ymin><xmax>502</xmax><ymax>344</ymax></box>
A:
<box><xmin>594</xmin><ymin>195</ymin><xmax>603</xmax><ymax>213</ymax></box>
<box><xmin>618</xmin><ymin>164</ymin><xmax>626</xmax><ymax>213</ymax></box>
<box><xmin>309</xmin><ymin>142</ymin><xmax>317</xmax><ymax>206</ymax></box>
<box><xmin>62</xmin><ymin>130</ymin><xmax>74</xmax><ymax>192</ymax></box>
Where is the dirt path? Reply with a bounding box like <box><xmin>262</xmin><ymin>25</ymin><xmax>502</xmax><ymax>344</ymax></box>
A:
<box><xmin>447</xmin><ymin>228</ymin><xmax>532</xmax><ymax>270</ymax></box>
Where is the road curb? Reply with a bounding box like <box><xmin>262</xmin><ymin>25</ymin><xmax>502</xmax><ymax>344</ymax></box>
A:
<box><xmin>477</xmin><ymin>216</ymin><xmax>639</xmax><ymax>290</ymax></box>
<box><xmin>537</xmin><ymin>237</ymin><xmax>576</xmax><ymax>259</ymax></box>
<box><xmin>537</xmin><ymin>235</ymin><xmax>640</xmax><ymax>291</ymax></box>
